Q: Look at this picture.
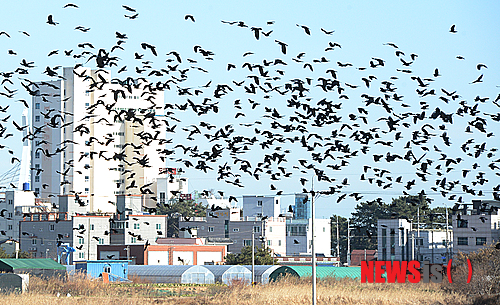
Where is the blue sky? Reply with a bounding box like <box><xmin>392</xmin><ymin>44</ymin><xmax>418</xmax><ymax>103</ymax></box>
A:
<box><xmin>0</xmin><ymin>1</ymin><xmax>499</xmax><ymax>218</ymax></box>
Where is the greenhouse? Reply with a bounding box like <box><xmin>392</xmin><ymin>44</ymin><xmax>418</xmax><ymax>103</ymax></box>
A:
<box><xmin>243</xmin><ymin>265</ymin><xmax>281</xmax><ymax>284</ymax></box>
<box><xmin>269</xmin><ymin>266</ymin><xmax>361</xmax><ymax>282</ymax></box>
<box><xmin>204</xmin><ymin>265</ymin><xmax>252</xmax><ymax>285</ymax></box>
<box><xmin>128</xmin><ymin>265</ymin><xmax>215</xmax><ymax>284</ymax></box>
<box><xmin>0</xmin><ymin>258</ymin><xmax>66</xmax><ymax>278</ymax></box>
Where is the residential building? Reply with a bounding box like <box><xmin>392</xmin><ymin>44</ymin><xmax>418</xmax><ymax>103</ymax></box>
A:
<box><xmin>179</xmin><ymin>207</ymin><xmax>287</xmax><ymax>256</ymax></box>
<box><xmin>19</xmin><ymin>212</ymin><xmax>169</xmax><ymax>263</ymax></box>
<box><xmin>242</xmin><ymin>195</ymin><xmax>281</xmax><ymax>218</ymax></box>
<box><xmin>377</xmin><ymin>218</ymin><xmax>451</xmax><ymax>264</ymax></box>
<box><xmin>0</xmin><ymin>190</ymin><xmax>42</xmax><ymax>241</ymax></box>
<box><xmin>31</xmin><ymin>67</ymin><xmax>166</xmax><ymax>213</ymax></box>
<box><xmin>286</xmin><ymin>218</ymin><xmax>331</xmax><ymax>256</ymax></box>
<box><xmin>452</xmin><ymin>200</ymin><xmax>500</xmax><ymax>254</ymax></box>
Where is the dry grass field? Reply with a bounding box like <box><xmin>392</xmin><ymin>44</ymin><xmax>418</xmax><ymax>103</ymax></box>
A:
<box><xmin>0</xmin><ymin>273</ymin><xmax>478</xmax><ymax>305</ymax></box>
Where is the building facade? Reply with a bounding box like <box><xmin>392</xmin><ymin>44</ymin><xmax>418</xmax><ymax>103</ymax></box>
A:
<box><xmin>286</xmin><ymin>218</ymin><xmax>331</xmax><ymax>256</ymax></box>
<box><xmin>31</xmin><ymin>67</ymin><xmax>166</xmax><ymax>212</ymax></box>
<box><xmin>377</xmin><ymin>218</ymin><xmax>452</xmax><ymax>264</ymax></box>
<box><xmin>452</xmin><ymin>200</ymin><xmax>500</xmax><ymax>254</ymax></box>
<box><xmin>242</xmin><ymin>195</ymin><xmax>281</xmax><ymax>218</ymax></box>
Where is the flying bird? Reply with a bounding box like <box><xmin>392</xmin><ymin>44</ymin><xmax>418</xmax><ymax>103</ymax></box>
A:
<box><xmin>47</xmin><ymin>15</ymin><xmax>59</xmax><ymax>26</ymax></box>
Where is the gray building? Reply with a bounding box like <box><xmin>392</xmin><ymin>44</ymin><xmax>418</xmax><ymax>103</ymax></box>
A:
<box><xmin>453</xmin><ymin>200</ymin><xmax>500</xmax><ymax>255</ymax></box>
<box><xmin>0</xmin><ymin>190</ymin><xmax>40</xmax><ymax>242</ymax></box>
<box><xmin>286</xmin><ymin>218</ymin><xmax>331</xmax><ymax>256</ymax></box>
<box><xmin>242</xmin><ymin>195</ymin><xmax>281</xmax><ymax>218</ymax></box>
<box><xmin>179</xmin><ymin>207</ymin><xmax>264</xmax><ymax>254</ymax></box>
<box><xmin>377</xmin><ymin>218</ymin><xmax>451</xmax><ymax>264</ymax></box>
<box><xmin>19</xmin><ymin>212</ymin><xmax>168</xmax><ymax>263</ymax></box>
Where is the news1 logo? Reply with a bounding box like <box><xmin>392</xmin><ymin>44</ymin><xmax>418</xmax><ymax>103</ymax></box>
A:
<box><xmin>361</xmin><ymin>260</ymin><xmax>472</xmax><ymax>284</ymax></box>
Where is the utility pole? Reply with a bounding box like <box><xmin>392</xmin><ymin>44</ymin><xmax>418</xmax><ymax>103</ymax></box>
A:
<box><xmin>445</xmin><ymin>207</ymin><xmax>449</xmax><ymax>260</ymax></box>
<box><xmin>347</xmin><ymin>218</ymin><xmax>351</xmax><ymax>266</ymax></box>
<box><xmin>252</xmin><ymin>230</ymin><xmax>255</xmax><ymax>285</ymax></box>
<box><xmin>417</xmin><ymin>207</ymin><xmax>420</xmax><ymax>237</ymax></box>
<box><xmin>431</xmin><ymin>230</ymin><xmax>434</xmax><ymax>264</ymax></box>
<box><xmin>311</xmin><ymin>180</ymin><xmax>316</xmax><ymax>305</ymax></box>
<box><xmin>336</xmin><ymin>215</ymin><xmax>339</xmax><ymax>260</ymax></box>
<box><xmin>411</xmin><ymin>231</ymin><xmax>415</xmax><ymax>260</ymax></box>
<box><xmin>125</xmin><ymin>245</ymin><xmax>130</xmax><ymax>262</ymax></box>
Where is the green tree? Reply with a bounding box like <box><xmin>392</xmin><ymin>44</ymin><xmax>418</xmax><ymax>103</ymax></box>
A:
<box><xmin>349</xmin><ymin>199</ymin><xmax>391</xmax><ymax>251</ymax></box>
<box><xmin>225</xmin><ymin>246</ymin><xmax>277</xmax><ymax>265</ymax></box>
<box><xmin>348</xmin><ymin>195</ymin><xmax>434</xmax><ymax>252</ymax></box>
<box><xmin>156</xmin><ymin>198</ymin><xmax>207</xmax><ymax>237</ymax></box>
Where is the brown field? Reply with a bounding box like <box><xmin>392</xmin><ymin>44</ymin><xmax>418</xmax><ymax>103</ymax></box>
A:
<box><xmin>0</xmin><ymin>273</ymin><xmax>485</xmax><ymax>305</ymax></box>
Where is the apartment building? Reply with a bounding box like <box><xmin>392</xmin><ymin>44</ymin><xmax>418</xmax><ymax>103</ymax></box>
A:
<box><xmin>31</xmin><ymin>67</ymin><xmax>166</xmax><ymax>213</ymax></box>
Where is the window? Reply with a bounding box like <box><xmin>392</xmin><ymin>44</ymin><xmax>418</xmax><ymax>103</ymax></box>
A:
<box><xmin>35</xmin><ymin>103</ymin><xmax>40</xmax><ymax>109</ymax></box>
<box><xmin>85</xmin><ymin>176</ymin><xmax>89</xmax><ymax>182</ymax></box>
<box><xmin>31</xmin><ymin>239</ymin><xmax>37</xmax><ymax>245</ymax></box>
<box><xmin>323</xmin><ymin>227</ymin><xmax>326</xmax><ymax>232</ymax></box>
<box><xmin>49</xmin><ymin>224</ymin><xmax>55</xmax><ymax>231</ymax></box>
<box><xmin>8</xmin><ymin>200</ymin><xmax>12</xmax><ymax>205</ymax></box>
<box><xmin>7</xmin><ymin>225</ymin><xmax>12</xmax><ymax>230</ymax></box>
<box><xmin>8</xmin><ymin>213</ymin><xmax>12</xmax><ymax>218</ymax></box>
<box><xmin>208</xmin><ymin>226</ymin><xmax>214</xmax><ymax>232</ymax></box>
<box><xmin>253</xmin><ymin>226</ymin><xmax>261</xmax><ymax>233</ymax></box>
<box><xmin>84</xmin><ymin>188</ymin><xmax>89</xmax><ymax>194</ymax></box>
<box><xmin>79</xmin><ymin>252</ymin><xmax>85</xmax><ymax>259</ymax></box>
<box><xmin>35</xmin><ymin>152</ymin><xmax>40</xmax><ymax>158</ymax></box>
<box><xmin>35</xmin><ymin>176</ymin><xmax>40</xmax><ymax>182</ymax></box>
<box><xmin>35</xmin><ymin>188</ymin><xmax>39</xmax><ymax>194</ymax></box>
<box><xmin>79</xmin><ymin>238</ymin><xmax>84</xmax><ymax>244</ymax></box>
<box><xmin>156</xmin><ymin>223</ymin><xmax>161</xmax><ymax>230</ymax></box>
<box><xmin>99</xmin><ymin>238</ymin><xmax>104</xmax><ymax>245</ymax></box>
<box><xmin>257</xmin><ymin>201</ymin><xmax>262</xmax><ymax>206</ymax></box>
<box><xmin>134</xmin><ymin>223</ymin><xmax>140</xmax><ymax>230</ymax></box>
<box><xmin>476</xmin><ymin>237</ymin><xmax>487</xmax><ymax>246</ymax></box>
<box><xmin>457</xmin><ymin>237</ymin><xmax>468</xmax><ymax>246</ymax></box>
<box><xmin>243</xmin><ymin>240</ymin><xmax>252</xmax><ymax>246</ymax></box>
<box><xmin>267</xmin><ymin>240</ymin><xmax>272</xmax><ymax>246</ymax></box>
<box><xmin>233</xmin><ymin>228</ymin><xmax>239</xmax><ymax>232</ymax></box>
<box><xmin>91</xmin><ymin>224</ymin><xmax>94</xmax><ymax>230</ymax></box>
<box><xmin>269</xmin><ymin>227</ymin><xmax>272</xmax><ymax>233</ymax></box>
<box><xmin>457</xmin><ymin>219</ymin><xmax>468</xmax><ymax>228</ymax></box>
<box><xmin>131</xmin><ymin>237</ymin><xmax>136</xmax><ymax>243</ymax></box>
<box><xmin>35</xmin><ymin>164</ymin><xmax>40</xmax><ymax>169</ymax></box>
<box><xmin>278</xmin><ymin>240</ymin><xmax>281</xmax><ymax>246</ymax></box>
<box><xmin>35</xmin><ymin>115</ymin><xmax>40</xmax><ymax>122</ymax></box>
<box><xmin>85</xmin><ymin>90</ymin><xmax>91</xmax><ymax>96</ymax></box>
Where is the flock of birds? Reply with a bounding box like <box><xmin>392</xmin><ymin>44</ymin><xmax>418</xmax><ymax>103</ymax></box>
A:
<box><xmin>0</xmin><ymin>2</ymin><xmax>498</xmax><ymax>231</ymax></box>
